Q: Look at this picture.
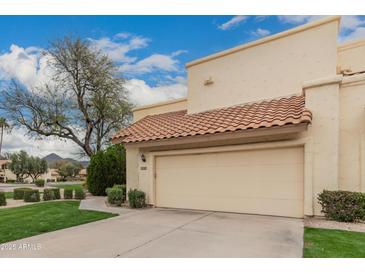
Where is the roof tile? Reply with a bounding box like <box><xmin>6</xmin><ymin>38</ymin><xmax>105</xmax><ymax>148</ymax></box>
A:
<box><xmin>112</xmin><ymin>94</ymin><xmax>312</xmax><ymax>143</ymax></box>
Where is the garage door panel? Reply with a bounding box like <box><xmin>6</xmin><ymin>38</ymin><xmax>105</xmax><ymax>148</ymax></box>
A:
<box><xmin>156</xmin><ymin>147</ymin><xmax>304</xmax><ymax>218</ymax></box>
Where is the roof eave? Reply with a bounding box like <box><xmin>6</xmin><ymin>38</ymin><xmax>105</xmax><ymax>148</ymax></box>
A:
<box><xmin>121</xmin><ymin>122</ymin><xmax>309</xmax><ymax>148</ymax></box>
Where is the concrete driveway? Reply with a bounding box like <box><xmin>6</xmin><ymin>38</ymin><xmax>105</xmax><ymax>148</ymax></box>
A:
<box><xmin>0</xmin><ymin>208</ymin><xmax>303</xmax><ymax>258</ymax></box>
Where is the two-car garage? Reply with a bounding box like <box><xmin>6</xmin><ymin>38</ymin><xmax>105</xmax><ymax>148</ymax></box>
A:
<box><xmin>155</xmin><ymin>146</ymin><xmax>304</xmax><ymax>218</ymax></box>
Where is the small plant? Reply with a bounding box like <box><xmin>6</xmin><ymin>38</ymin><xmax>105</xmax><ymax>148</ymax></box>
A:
<box><xmin>23</xmin><ymin>189</ymin><xmax>40</xmax><ymax>202</ymax></box>
<box><xmin>106</xmin><ymin>186</ymin><xmax>123</xmax><ymax>206</ymax></box>
<box><xmin>318</xmin><ymin>190</ymin><xmax>365</xmax><ymax>222</ymax></box>
<box><xmin>128</xmin><ymin>189</ymin><xmax>146</xmax><ymax>208</ymax></box>
<box><xmin>64</xmin><ymin>188</ymin><xmax>73</xmax><ymax>199</ymax></box>
<box><xmin>43</xmin><ymin>188</ymin><xmax>55</xmax><ymax>201</ymax></box>
<box><xmin>34</xmin><ymin>179</ymin><xmax>45</xmax><ymax>187</ymax></box>
<box><xmin>6</xmin><ymin>179</ymin><xmax>16</xmax><ymax>183</ymax></box>
<box><xmin>13</xmin><ymin>188</ymin><xmax>32</xmax><ymax>200</ymax></box>
<box><xmin>52</xmin><ymin>188</ymin><xmax>61</xmax><ymax>199</ymax></box>
<box><xmin>74</xmin><ymin>187</ymin><xmax>85</xmax><ymax>200</ymax></box>
<box><xmin>0</xmin><ymin>191</ymin><xmax>6</xmax><ymax>206</ymax></box>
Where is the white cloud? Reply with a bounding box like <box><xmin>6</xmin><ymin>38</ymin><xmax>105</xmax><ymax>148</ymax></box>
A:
<box><xmin>89</xmin><ymin>35</ymin><xmax>149</xmax><ymax>63</ymax></box>
<box><xmin>113</xmin><ymin>32</ymin><xmax>131</xmax><ymax>40</ymax></box>
<box><xmin>255</xmin><ymin>16</ymin><xmax>267</xmax><ymax>22</ymax></box>
<box><xmin>119</xmin><ymin>53</ymin><xmax>181</xmax><ymax>75</ymax></box>
<box><xmin>171</xmin><ymin>50</ymin><xmax>188</xmax><ymax>57</ymax></box>
<box><xmin>0</xmin><ymin>44</ymin><xmax>53</xmax><ymax>89</ymax></box>
<box><xmin>218</xmin><ymin>16</ymin><xmax>247</xmax><ymax>30</ymax></box>
<box><xmin>2</xmin><ymin>127</ymin><xmax>82</xmax><ymax>159</ymax></box>
<box><xmin>125</xmin><ymin>78</ymin><xmax>187</xmax><ymax>106</ymax></box>
<box><xmin>340</xmin><ymin>16</ymin><xmax>365</xmax><ymax>31</ymax></box>
<box><xmin>251</xmin><ymin>28</ymin><xmax>271</xmax><ymax>37</ymax></box>
<box><xmin>340</xmin><ymin>27</ymin><xmax>365</xmax><ymax>42</ymax></box>
<box><xmin>277</xmin><ymin>15</ymin><xmax>324</xmax><ymax>25</ymax></box>
<box><xmin>278</xmin><ymin>15</ymin><xmax>365</xmax><ymax>32</ymax></box>
<box><xmin>277</xmin><ymin>15</ymin><xmax>365</xmax><ymax>43</ymax></box>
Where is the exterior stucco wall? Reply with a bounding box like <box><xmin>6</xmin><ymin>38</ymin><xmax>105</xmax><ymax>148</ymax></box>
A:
<box><xmin>338</xmin><ymin>40</ymin><xmax>365</xmax><ymax>74</ymax></box>
<box><xmin>133</xmin><ymin>98</ymin><xmax>187</xmax><ymax>122</ymax></box>
<box><xmin>304</xmin><ymin>81</ymin><xmax>340</xmax><ymax>215</ymax></box>
<box><xmin>186</xmin><ymin>17</ymin><xmax>339</xmax><ymax>114</ymax></box>
<box><xmin>126</xmin><ymin>147</ymin><xmax>139</xmax><ymax>193</ymax></box>
<box><xmin>339</xmin><ymin>77</ymin><xmax>365</xmax><ymax>192</ymax></box>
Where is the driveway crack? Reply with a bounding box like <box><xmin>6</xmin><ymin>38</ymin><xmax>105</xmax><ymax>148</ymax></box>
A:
<box><xmin>114</xmin><ymin>211</ymin><xmax>214</xmax><ymax>257</ymax></box>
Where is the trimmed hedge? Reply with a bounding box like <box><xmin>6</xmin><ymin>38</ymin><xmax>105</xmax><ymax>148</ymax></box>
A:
<box><xmin>64</xmin><ymin>188</ymin><xmax>73</xmax><ymax>199</ymax></box>
<box><xmin>23</xmin><ymin>189</ymin><xmax>40</xmax><ymax>202</ymax></box>
<box><xmin>53</xmin><ymin>188</ymin><xmax>61</xmax><ymax>200</ymax></box>
<box><xmin>42</xmin><ymin>188</ymin><xmax>60</xmax><ymax>201</ymax></box>
<box><xmin>318</xmin><ymin>190</ymin><xmax>365</xmax><ymax>222</ymax></box>
<box><xmin>74</xmin><ymin>187</ymin><xmax>85</xmax><ymax>200</ymax></box>
<box><xmin>6</xmin><ymin>179</ymin><xmax>16</xmax><ymax>183</ymax></box>
<box><xmin>128</xmin><ymin>189</ymin><xmax>146</xmax><ymax>208</ymax></box>
<box><xmin>43</xmin><ymin>188</ymin><xmax>55</xmax><ymax>201</ymax></box>
<box><xmin>0</xmin><ymin>191</ymin><xmax>6</xmax><ymax>206</ymax></box>
<box><xmin>106</xmin><ymin>186</ymin><xmax>124</xmax><ymax>206</ymax></box>
<box><xmin>13</xmin><ymin>188</ymin><xmax>32</xmax><ymax>200</ymax></box>
<box><xmin>34</xmin><ymin>179</ymin><xmax>45</xmax><ymax>187</ymax></box>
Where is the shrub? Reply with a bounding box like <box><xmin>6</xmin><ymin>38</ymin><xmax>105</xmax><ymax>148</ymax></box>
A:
<box><xmin>64</xmin><ymin>188</ymin><xmax>73</xmax><ymax>199</ymax></box>
<box><xmin>0</xmin><ymin>191</ymin><xmax>6</xmax><ymax>206</ymax></box>
<box><xmin>128</xmin><ymin>189</ymin><xmax>146</xmax><ymax>208</ymax></box>
<box><xmin>53</xmin><ymin>188</ymin><xmax>61</xmax><ymax>199</ymax></box>
<box><xmin>6</xmin><ymin>179</ymin><xmax>16</xmax><ymax>183</ymax></box>
<box><xmin>43</xmin><ymin>188</ymin><xmax>55</xmax><ymax>201</ymax></box>
<box><xmin>318</xmin><ymin>190</ymin><xmax>365</xmax><ymax>222</ymax></box>
<box><xmin>23</xmin><ymin>189</ymin><xmax>40</xmax><ymax>202</ymax></box>
<box><xmin>13</xmin><ymin>188</ymin><xmax>32</xmax><ymax>200</ymax></box>
<box><xmin>106</xmin><ymin>186</ymin><xmax>123</xmax><ymax>206</ymax></box>
<box><xmin>46</xmin><ymin>178</ymin><xmax>56</xmax><ymax>183</ymax></box>
<box><xmin>34</xmin><ymin>179</ymin><xmax>45</xmax><ymax>187</ymax></box>
<box><xmin>74</xmin><ymin>187</ymin><xmax>85</xmax><ymax>200</ymax></box>
<box><xmin>87</xmin><ymin>144</ymin><xmax>126</xmax><ymax>196</ymax></box>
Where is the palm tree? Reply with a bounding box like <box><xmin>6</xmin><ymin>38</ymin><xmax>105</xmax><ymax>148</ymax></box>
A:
<box><xmin>0</xmin><ymin>117</ymin><xmax>9</xmax><ymax>158</ymax></box>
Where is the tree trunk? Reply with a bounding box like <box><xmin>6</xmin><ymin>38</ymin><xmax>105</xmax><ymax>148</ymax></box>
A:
<box><xmin>0</xmin><ymin>126</ymin><xmax>3</xmax><ymax>157</ymax></box>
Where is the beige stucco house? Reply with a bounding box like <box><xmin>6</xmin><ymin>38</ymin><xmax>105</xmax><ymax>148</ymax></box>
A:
<box><xmin>0</xmin><ymin>159</ymin><xmax>58</xmax><ymax>183</ymax></box>
<box><xmin>112</xmin><ymin>16</ymin><xmax>365</xmax><ymax>218</ymax></box>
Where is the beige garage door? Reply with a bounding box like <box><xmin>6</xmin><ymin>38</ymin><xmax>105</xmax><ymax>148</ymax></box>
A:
<box><xmin>155</xmin><ymin>146</ymin><xmax>304</xmax><ymax>218</ymax></box>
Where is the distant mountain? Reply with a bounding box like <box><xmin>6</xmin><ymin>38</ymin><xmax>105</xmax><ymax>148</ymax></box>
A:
<box><xmin>43</xmin><ymin>153</ymin><xmax>63</xmax><ymax>163</ymax></box>
<box><xmin>42</xmin><ymin>153</ymin><xmax>89</xmax><ymax>168</ymax></box>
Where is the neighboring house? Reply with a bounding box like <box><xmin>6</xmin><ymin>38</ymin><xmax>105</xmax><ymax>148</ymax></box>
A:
<box><xmin>0</xmin><ymin>159</ymin><xmax>16</xmax><ymax>183</ymax></box>
<box><xmin>42</xmin><ymin>168</ymin><xmax>59</xmax><ymax>182</ymax></box>
<box><xmin>0</xmin><ymin>160</ymin><xmax>58</xmax><ymax>183</ymax></box>
<box><xmin>0</xmin><ymin>159</ymin><xmax>7</xmax><ymax>182</ymax></box>
<box><xmin>112</xmin><ymin>16</ymin><xmax>365</xmax><ymax>218</ymax></box>
<box><xmin>78</xmin><ymin>168</ymin><xmax>87</xmax><ymax>178</ymax></box>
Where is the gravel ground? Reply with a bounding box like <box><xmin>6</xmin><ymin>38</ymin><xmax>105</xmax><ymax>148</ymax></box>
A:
<box><xmin>305</xmin><ymin>217</ymin><xmax>365</xmax><ymax>233</ymax></box>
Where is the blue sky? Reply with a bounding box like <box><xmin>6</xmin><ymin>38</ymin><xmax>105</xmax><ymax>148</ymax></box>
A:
<box><xmin>0</xmin><ymin>15</ymin><xmax>365</xmax><ymax>101</ymax></box>
<box><xmin>0</xmin><ymin>15</ymin><xmax>365</xmax><ymax>158</ymax></box>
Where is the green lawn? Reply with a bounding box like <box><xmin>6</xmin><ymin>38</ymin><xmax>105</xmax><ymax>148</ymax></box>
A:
<box><xmin>304</xmin><ymin>227</ymin><xmax>365</xmax><ymax>258</ymax></box>
<box><xmin>0</xmin><ymin>201</ymin><xmax>117</xmax><ymax>244</ymax></box>
<box><xmin>53</xmin><ymin>184</ymin><xmax>82</xmax><ymax>190</ymax></box>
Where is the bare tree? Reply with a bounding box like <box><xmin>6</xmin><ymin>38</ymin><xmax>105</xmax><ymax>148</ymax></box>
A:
<box><xmin>0</xmin><ymin>37</ymin><xmax>132</xmax><ymax>157</ymax></box>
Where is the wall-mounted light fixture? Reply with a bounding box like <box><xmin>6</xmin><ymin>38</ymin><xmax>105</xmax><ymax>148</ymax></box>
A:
<box><xmin>204</xmin><ymin>76</ymin><xmax>214</xmax><ymax>86</ymax></box>
<box><xmin>141</xmin><ymin>153</ymin><xmax>146</xmax><ymax>162</ymax></box>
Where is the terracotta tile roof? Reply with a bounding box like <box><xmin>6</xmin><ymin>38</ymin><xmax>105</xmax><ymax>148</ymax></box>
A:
<box><xmin>112</xmin><ymin>94</ymin><xmax>312</xmax><ymax>144</ymax></box>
